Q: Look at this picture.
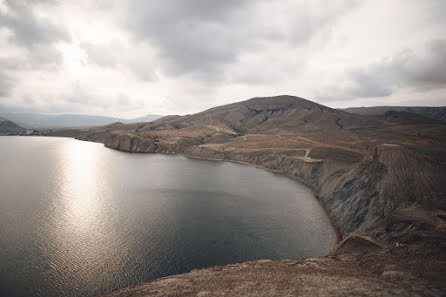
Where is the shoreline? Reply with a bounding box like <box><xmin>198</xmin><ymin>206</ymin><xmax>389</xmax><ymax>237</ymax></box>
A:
<box><xmin>76</xmin><ymin>136</ymin><xmax>344</xmax><ymax>244</ymax></box>
<box><xmin>183</xmin><ymin>153</ymin><xmax>343</xmax><ymax>243</ymax></box>
<box><xmin>2</xmin><ymin>134</ymin><xmax>344</xmax><ymax>243</ymax></box>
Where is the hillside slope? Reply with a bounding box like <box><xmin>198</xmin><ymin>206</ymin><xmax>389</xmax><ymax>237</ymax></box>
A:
<box><xmin>0</xmin><ymin>120</ymin><xmax>26</xmax><ymax>135</ymax></box>
<box><xmin>342</xmin><ymin>106</ymin><xmax>446</xmax><ymax>123</ymax></box>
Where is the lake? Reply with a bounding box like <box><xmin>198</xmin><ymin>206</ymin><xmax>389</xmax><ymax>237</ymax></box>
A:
<box><xmin>0</xmin><ymin>136</ymin><xmax>336</xmax><ymax>296</ymax></box>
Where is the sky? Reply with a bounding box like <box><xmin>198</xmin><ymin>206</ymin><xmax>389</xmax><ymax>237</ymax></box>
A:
<box><xmin>0</xmin><ymin>0</ymin><xmax>445</xmax><ymax>118</ymax></box>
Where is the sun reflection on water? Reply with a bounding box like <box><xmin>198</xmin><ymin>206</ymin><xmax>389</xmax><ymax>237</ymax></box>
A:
<box><xmin>44</xmin><ymin>139</ymin><xmax>122</xmax><ymax>290</ymax></box>
<box><xmin>63</xmin><ymin>140</ymin><xmax>101</xmax><ymax>226</ymax></box>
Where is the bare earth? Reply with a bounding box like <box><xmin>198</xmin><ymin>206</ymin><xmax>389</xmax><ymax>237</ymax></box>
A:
<box><xmin>102</xmin><ymin>247</ymin><xmax>445</xmax><ymax>297</ymax></box>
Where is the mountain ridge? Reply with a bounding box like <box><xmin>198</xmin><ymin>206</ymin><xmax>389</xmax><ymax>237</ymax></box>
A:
<box><xmin>341</xmin><ymin>106</ymin><xmax>446</xmax><ymax>123</ymax></box>
<box><xmin>0</xmin><ymin>112</ymin><xmax>164</xmax><ymax>129</ymax></box>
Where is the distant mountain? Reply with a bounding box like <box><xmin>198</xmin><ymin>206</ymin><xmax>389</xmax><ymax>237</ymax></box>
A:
<box><xmin>0</xmin><ymin>113</ymin><xmax>164</xmax><ymax>129</ymax></box>
<box><xmin>0</xmin><ymin>119</ymin><xmax>26</xmax><ymax>135</ymax></box>
<box><xmin>341</xmin><ymin>106</ymin><xmax>446</xmax><ymax>123</ymax></box>
<box><xmin>126</xmin><ymin>114</ymin><xmax>164</xmax><ymax>123</ymax></box>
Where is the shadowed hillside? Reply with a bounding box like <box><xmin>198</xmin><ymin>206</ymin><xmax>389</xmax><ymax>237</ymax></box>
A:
<box><xmin>0</xmin><ymin>120</ymin><xmax>26</xmax><ymax>135</ymax></box>
<box><xmin>342</xmin><ymin>106</ymin><xmax>446</xmax><ymax>123</ymax></box>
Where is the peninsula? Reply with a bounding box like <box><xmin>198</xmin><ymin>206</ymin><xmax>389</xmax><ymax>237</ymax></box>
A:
<box><xmin>48</xmin><ymin>95</ymin><xmax>446</xmax><ymax>296</ymax></box>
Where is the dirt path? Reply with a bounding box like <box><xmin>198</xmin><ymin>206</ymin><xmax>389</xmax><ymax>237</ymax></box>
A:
<box><xmin>277</xmin><ymin>134</ymin><xmax>322</xmax><ymax>145</ymax></box>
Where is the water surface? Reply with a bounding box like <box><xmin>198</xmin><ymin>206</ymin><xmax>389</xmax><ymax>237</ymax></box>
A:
<box><xmin>0</xmin><ymin>136</ymin><xmax>336</xmax><ymax>296</ymax></box>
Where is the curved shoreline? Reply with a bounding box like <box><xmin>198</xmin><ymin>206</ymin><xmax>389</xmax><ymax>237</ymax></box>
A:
<box><xmin>98</xmin><ymin>140</ymin><xmax>342</xmax><ymax>243</ymax></box>
<box><xmin>183</xmin><ymin>153</ymin><xmax>342</xmax><ymax>243</ymax></box>
<box><xmin>86</xmin><ymin>137</ymin><xmax>343</xmax><ymax>243</ymax></box>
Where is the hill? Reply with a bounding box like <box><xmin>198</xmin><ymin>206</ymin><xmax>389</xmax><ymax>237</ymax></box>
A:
<box><xmin>0</xmin><ymin>119</ymin><xmax>26</xmax><ymax>135</ymax></box>
<box><xmin>0</xmin><ymin>113</ymin><xmax>163</xmax><ymax>129</ymax></box>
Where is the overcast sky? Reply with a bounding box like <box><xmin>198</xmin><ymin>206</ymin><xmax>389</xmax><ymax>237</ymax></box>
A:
<box><xmin>0</xmin><ymin>0</ymin><xmax>445</xmax><ymax>117</ymax></box>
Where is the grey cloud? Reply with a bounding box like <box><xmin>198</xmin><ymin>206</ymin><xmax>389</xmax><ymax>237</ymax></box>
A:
<box><xmin>117</xmin><ymin>94</ymin><xmax>130</xmax><ymax>106</ymax></box>
<box><xmin>0</xmin><ymin>57</ymin><xmax>27</xmax><ymax>70</ymax></box>
<box><xmin>121</xmin><ymin>0</ymin><xmax>360</xmax><ymax>80</ymax></box>
<box><xmin>0</xmin><ymin>0</ymin><xmax>69</xmax><ymax>47</ymax></box>
<box><xmin>28</xmin><ymin>44</ymin><xmax>63</xmax><ymax>68</ymax></box>
<box><xmin>126</xmin><ymin>58</ymin><xmax>157</xmax><ymax>81</ymax></box>
<box><xmin>82</xmin><ymin>42</ymin><xmax>157</xmax><ymax>81</ymax></box>
<box><xmin>0</xmin><ymin>71</ymin><xmax>14</xmax><ymax>97</ymax></box>
<box><xmin>123</xmin><ymin>0</ymin><xmax>249</xmax><ymax>78</ymax></box>
<box><xmin>116</xmin><ymin>93</ymin><xmax>144</xmax><ymax>111</ymax></box>
<box><xmin>82</xmin><ymin>43</ymin><xmax>117</xmax><ymax>68</ymax></box>
<box><xmin>0</xmin><ymin>44</ymin><xmax>62</xmax><ymax>71</ymax></box>
<box><xmin>281</xmin><ymin>0</ymin><xmax>360</xmax><ymax>45</ymax></box>
<box><xmin>405</xmin><ymin>39</ymin><xmax>446</xmax><ymax>87</ymax></box>
<box><xmin>22</xmin><ymin>95</ymin><xmax>35</xmax><ymax>105</ymax></box>
<box><xmin>64</xmin><ymin>83</ymin><xmax>102</xmax><ymax>106</ymax></box>
<box><xmin>318</xmin><ymin>39</ymin><xmax>446</xmax><ymax>102</ymax></box>
<box><xmin>120</xmin><ymin>1</ymin><xmax>254</xmax><ymax>78</ymax></box>
<box><xmin>0</xmin><ymin>1</ymin><xmax>66</xmax><ymax>73</ymax></box>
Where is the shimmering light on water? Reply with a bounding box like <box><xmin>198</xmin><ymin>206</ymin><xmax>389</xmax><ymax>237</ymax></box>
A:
<box><xmin>0</xmin><ymin>137</ymin><xmax>337</xmax><ymax>296</ymax></box>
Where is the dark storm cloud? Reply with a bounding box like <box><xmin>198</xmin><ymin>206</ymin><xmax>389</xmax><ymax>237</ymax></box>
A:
<box><xmin>318</xmin><ymin>39</ymin><xmax>446</xmax><ymax>102</ymax></box>
<box><xmin>0</xmin><ymin>0</ymin><xmax>69</xmax><ymax>47</ymax></box>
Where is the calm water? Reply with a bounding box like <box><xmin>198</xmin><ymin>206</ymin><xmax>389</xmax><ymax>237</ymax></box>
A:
<box><xmin>0</xmin><ymin>136</ymin><xmax>336</xmax><ymax>296</ymax></box>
